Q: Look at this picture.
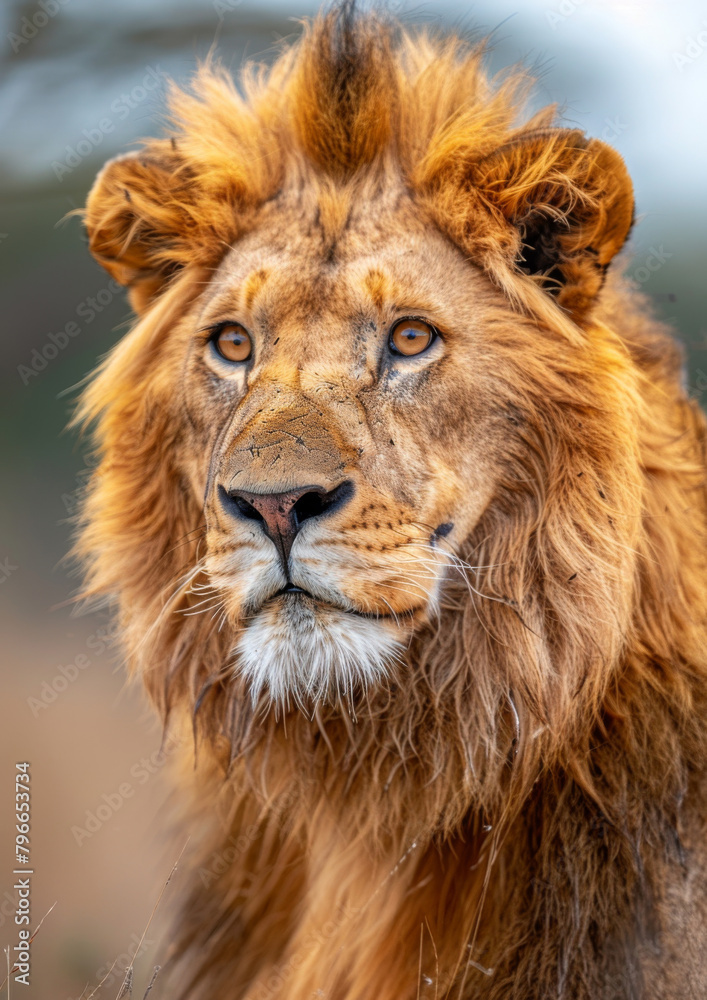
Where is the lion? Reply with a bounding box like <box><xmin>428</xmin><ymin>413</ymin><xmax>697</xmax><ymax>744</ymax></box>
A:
<box><xmin>75</xmin><ymin>3</ymin><xmax>707</xmax><ymax>998</ymax></box>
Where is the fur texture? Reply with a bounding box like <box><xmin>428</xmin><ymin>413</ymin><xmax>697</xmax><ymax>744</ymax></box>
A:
<box><xmin>76</xmin><ymin>4</ymin><xmax>707</xmax><ymax>998</ymax></box>
<box><xmin>236</xmin><ymin>594</ymin><xmax>401</xmax><ymax>707</ymax></box>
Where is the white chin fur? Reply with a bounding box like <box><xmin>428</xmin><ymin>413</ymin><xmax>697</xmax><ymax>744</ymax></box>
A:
<box><xmin>234</xmin><ymin>595</ymin><xmax>402</xmax><ymax>707</ymax></box>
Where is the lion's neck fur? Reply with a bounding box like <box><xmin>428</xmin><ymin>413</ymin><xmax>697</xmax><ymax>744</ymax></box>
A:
<box><xmin>168</xmin><ymin>654</ymin><xmax>706</xmax><ymax>999</ymax></box>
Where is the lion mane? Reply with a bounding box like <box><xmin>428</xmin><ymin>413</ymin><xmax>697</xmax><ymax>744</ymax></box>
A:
<box><xmin>76</xmin><ymin>4</ymin><xmax>707</xmax><ymax>998</ymax></box>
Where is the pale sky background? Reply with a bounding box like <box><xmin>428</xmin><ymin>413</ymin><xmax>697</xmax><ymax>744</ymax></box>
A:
<box><xmin>1</xmin><ymin>0</ymin><xmax>705</xmax><ymax>213</ymax></box>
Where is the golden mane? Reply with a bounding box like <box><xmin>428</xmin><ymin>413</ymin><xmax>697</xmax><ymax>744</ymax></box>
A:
<box><xmin>75</xmin><ymin>4</ymin><xmax>707</xmax><ymax>997</ymax></box>
<box><xmin>83</xmin><ymin>2</ymin><xmax>629</xmax><ymax>319</ymax></box>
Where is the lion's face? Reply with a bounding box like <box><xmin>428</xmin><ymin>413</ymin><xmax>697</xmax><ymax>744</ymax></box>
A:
<box><xmin>175</xmin><ymin>186</ymin><xmax>504</xmax><ymax>704</ymax></box>
<box><xmin>79</xmin><ymin>10</ymin><xmax>639</xmax><ymax>733</ymax></box>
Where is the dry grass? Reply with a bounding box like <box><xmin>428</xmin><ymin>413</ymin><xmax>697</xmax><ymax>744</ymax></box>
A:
<box><xmin>78</xmin><ymin>845</ymin><xmax>187</xmax><ymax>1000</ymax></box>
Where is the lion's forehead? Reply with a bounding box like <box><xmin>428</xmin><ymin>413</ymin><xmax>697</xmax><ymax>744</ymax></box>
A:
<box><xmin>203</xmin><ymin>191</ymin><xmax>487</xmax><ymax>350</ymax></box>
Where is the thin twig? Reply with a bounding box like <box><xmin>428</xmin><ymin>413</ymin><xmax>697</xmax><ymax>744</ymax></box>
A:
<box><xmin>116</xmin><ymin>967</ymin><xmax>133</xmax><ymax>999</ymax></box>
<box><xmin>5</xmin><ymin>945</ymin><xmax>11</xmax><ymax>1000</ymax></box>
<box><xmin>142</xmin><ymin>966</ymin><xmax>161</xmax><ymax>999</ymax></box>
<box><xmin>28</xmin><ymin>901</ymin><xmax>57</xmax><ymax>945</ymax></box>
<box><xmin>113</xmin><ymin>842</ymin><xmax>189</xmax><ymax>1000</ymax></box>
<box><xmin>83</xmin><ymin>957</ymin><xmax>121</xmax><ymax>1000</ymax></box>
<box><xmin>0</xmin><ymin>901</ymin><xmax>56</xmax><ymax>994</ymax></box>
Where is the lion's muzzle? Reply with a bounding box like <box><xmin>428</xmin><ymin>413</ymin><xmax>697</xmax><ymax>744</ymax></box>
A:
<box><xmin>219</xmin><ymin>480</ymin><xmax>355</xmax><ymax>571</ymax></box>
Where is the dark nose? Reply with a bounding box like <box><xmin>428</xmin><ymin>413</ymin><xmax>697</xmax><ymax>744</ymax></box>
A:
<box><xmin>219</xmin><ymin>481</ymin><xmax>354</xmax><ymax>568</ymax></box>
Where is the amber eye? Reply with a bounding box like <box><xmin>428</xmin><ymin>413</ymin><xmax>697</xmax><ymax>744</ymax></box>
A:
<box><xmin>389</xmin><ymin>318</ymin><xmax>437</xmax><ymax>357</ymax></box>
<box><xmin>212</xmin><ymin>323</ymin><xmax>252</xmax><ymax>363</ymax></box>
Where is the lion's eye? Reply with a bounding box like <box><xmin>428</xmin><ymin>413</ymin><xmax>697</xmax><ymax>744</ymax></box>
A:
<box><xmin>389</xmin><ymin>319</ymin><xmax>437</xmax><ymax>357</ymax></box>
<box><xmin>212</xmin><ymin>323</ymin><xmax>252</xmax><ymax>363</ymax></box>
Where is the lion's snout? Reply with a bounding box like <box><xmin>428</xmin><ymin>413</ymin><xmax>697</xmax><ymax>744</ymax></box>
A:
<box><xmin>219</xmin><ymin>480</ymin><xmax>355</xmax><ymax>570</ymax></box>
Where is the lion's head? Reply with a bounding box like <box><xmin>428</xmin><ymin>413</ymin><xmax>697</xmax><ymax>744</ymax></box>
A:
<box><xmin>74</xmin><ymin>8</ymin><xmax>707</xmax><ymax>997</ymax></box>
<box><xmin>76</xmin><ymin>5</ymin><xmax>706</xmax><ymax>837</ymax></box>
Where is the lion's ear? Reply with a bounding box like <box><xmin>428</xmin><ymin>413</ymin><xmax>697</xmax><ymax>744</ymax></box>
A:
<box><xmin>422</xmin><ymin>128</ymin><xmax>634</xmax><ymax>318</ymax></box>
<box><xmin>84</xmin><ymin>145</ymin><xmax>202</xmax><ymax>312</ymax></box>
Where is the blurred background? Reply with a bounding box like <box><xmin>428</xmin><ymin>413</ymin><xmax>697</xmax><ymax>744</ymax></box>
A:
<box><xmin>0</xmin><ymin>0</ymin><xmax>705</xmax><ymax>995</ymax></box>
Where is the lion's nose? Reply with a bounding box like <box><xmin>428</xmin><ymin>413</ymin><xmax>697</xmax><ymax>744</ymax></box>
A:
<box><xmin>219</xmin><ymin>481</ymin><xmax>354</xmax><ymax>568</ymax></box>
